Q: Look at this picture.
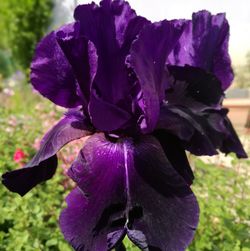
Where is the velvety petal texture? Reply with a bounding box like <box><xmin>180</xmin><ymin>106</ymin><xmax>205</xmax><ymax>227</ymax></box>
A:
<box><xmin>61</xmin><ymin>134</ymin><xmax>199</xmax><ymax>250</ymax></box>
<box><xmin>2</xmin><ymin>111</ymin><xmax>93</xmax><ymax>196</ymax></box>
<box><xmin>168</xmin><ymin>11</ymin><xmax>233</xmax><ymax>90</ymax></box>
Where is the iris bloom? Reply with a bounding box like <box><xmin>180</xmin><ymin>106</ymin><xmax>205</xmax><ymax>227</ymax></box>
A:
<box><xmin>2</xmin><ymin>0</ymin><xmax>247</xmax><ymax>250</ymax></box>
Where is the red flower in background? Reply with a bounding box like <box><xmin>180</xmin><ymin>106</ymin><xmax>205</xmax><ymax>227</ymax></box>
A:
<box><xmin>13</xmin><ymin>149</ymin><xmax>26</xmax><ymax>163</ymax></box>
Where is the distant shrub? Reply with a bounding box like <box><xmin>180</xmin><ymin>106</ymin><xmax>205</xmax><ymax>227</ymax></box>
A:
<box><xmin>0</xmin><ymin>50</ymin><xmax>12</xmax><ymax>78</ymax></box>
<box><xmin>0</xmin><ymin>0</ymin><xmax>53</xmax><ymax>70</ymax></box>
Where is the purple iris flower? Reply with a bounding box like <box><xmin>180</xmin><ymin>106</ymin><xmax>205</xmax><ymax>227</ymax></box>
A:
<box><xmin>2</xmin><ymin>0</ymin><xmax>247</xmax><ymax>250</ymax></box>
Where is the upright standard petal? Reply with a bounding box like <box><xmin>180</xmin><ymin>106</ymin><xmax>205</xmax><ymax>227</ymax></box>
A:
<box><xmin>120</xmin><ymin>16</ymin><xmax>150</xmax><ymax>56</ymax></box>
<box><xmin>2</xmin><ymin>111</ymin><xmax>94</xmax><ymax>196</ymax></box>
<box><xmin>74</xmin><ymin>0</ymin><xmax>135</xmax><ymax>104</ymax></box>
<box><xmin>61</xmin><ymin>133</ymin><xmax>199</xmax><ymax>250</ymax></box>
<box><xmin>56</xmin><ymin>22</ymin><xmax>98</xmax><ymax>109</ymax></box>
<box><xmin>168</xmin><ymin>11</ymin><xmax>233</xmax><ymax>90</ymax></box>
<box><xmin>30</xmin><ymin>23</ymin><xmax>83</xmax><ymax>108</ymax></box>
<box><xmin>74</xmin><ymin>1</ymin><xmax>145</xmax><ymax>131</ymax></box>
<box><xmin>129</xmin><ymin>20</ymin><xmax>184</xmax><ymax>133</ymax></box>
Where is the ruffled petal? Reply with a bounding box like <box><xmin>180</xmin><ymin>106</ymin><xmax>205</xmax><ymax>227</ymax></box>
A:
<box><xmin>121</xmin><ymin>16</ymin><xmax>150</xmax><ymax>56</ymax></box>
<box><xmin>111</xmin><ymin>0</ymin><xmax>137</xmax><ymax>46</ymax></box>
<box><xmin>56</xmin><ymin>22</ymin><xmax>98</xmax><ymax>109</ymax></box>
<box><xmin>168</xmin><ymin>11</ymin><xmax>233</xmax><ymax>90</ymax></box>
<box><xmin>2</xmin><ymin>111</ymin><xmax>93</xmax><ymax>196</ymax></box>
<box><xmin>129</xmin><ymin>20</ymin><xmax>184</xmax><ymax>132</ymax></box>
<box><xmin>61</xmin><ymin>133</ymin><xmax>199</xmax><ymax>250</ymax></box>
<box><xmin>74</xmin><ymin>0</ymin><xmax>135</xmax><ymax>104</ymax></box>
<box><xmin>30</xmin><ymin>23</ymin><xmax>83</xmax><ymax>108</ymax></box>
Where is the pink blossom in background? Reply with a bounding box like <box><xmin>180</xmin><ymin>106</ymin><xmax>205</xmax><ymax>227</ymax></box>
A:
<box><xmin>13</xmin><ymin>149</ymin><xmax>26</xmax><ymax>165</ymax></box>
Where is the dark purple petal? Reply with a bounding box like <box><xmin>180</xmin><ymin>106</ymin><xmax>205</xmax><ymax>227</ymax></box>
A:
<box><xmin>88</xmin><ymin>89</ymin><xmax>132</xmax><ymax>132</ymax></box>
<box><xmin>74</xmin><ymin>1</ymin><xmax>135</xmax><ymax>104</ymax></box>
<box><xmin>157</xmin><ymin>105</ymin><xmax>194</xmax><ymax>141</ymax></box>
<box><xmin>154</xmin><ymin>131</ymin><xmax>194</xmax><ymax>185</ymax></box>
<box><xmin>128</xmin><ymin>135</ymin><xmax>199</xmax><ymax>250</ymax></box>
<box><xmin>61</xmin><ymin>134</ymin><xmax>126</xmax><ymax>250</ymax></box>
<box><xmin>2</xmin><ymin>156</ymin><xmax>57</xmax><ymax>197</ymax></box>
<box><xmin>2</xmin><ymin>111</ymin><xmax>93</xmax><ymax>196</ymax></box>
<box><xmin>56</xmin><ymin>22</ymin><xmax>98</xmax><ymax>109</ymax></box>
<box><xmin>157</xmin><ymin>105</ymin><xmax>217</xmax><ymax>156</ymax></box>
<box><xmin>168</xmin><ymin>11</ymin><xmax>233</xmax><ymax>90</ymax></box>
<box><xmin>157</xmin><ymin>105</ymin><xmax>247</xmax><ymax>158</ymax></box>
<box><xmin>129</xmin><ymin>20</ymin><xmax>184</xmax><ymax>132</ymax></box>
<box><xmin>205</xmin><ymin>111</ymin><xmax>248</xmax><ymax>158</ymax></box>
<box><xmin>180</xmin><ymin>108</ymin><xmax>247</xmax><ymax>158</ymax></box>
<box><xmin>30</xmin><ymin>23</ymin><xmax>83</xmax><ymax>108</ymax></box>
<box><xmin>127</xmin><ymin>229</ymin><xmax>148</xmax><ymax>250</ymax></box>
<box><xmin>166</xmin><ymin>65</ymin><xmax>224</xmax><ymax>110</ymax></box>
<box><xmin>107</xmin><ymin>230</ymin><xmax>126</xmax><ymax>250</ymax></box>
<box><xmin>62</xmin><ymin>134</ymin><xmax>199</xmax><ymax>250</ymax></box>
<box><xmin>111</xmin><ymin>0</ymin><xmax>137</xmax><ymax>46</ymax></box>
<box><xmin>121</xmin><ymin>16</ymin><xmax>150</xmax><ymax>56</ymax></box>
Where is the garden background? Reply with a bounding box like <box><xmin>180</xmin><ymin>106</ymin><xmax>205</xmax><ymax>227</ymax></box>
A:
<box><xmin>0</xmin><ymin>1</ymin><xmax>249</xmax><ymax>250</ymax></box>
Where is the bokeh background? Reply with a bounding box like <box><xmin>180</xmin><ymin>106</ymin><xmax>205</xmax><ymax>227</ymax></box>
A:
<box><xmin>0</xmin><ymin>1</ymin><xmax>249</xmax><ymax>250</ymax></box>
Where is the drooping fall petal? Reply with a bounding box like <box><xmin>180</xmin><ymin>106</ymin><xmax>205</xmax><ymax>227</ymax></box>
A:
<box><xmin>157</xmin><ymin>105</ymin><xmax>247</xmax><ymax>158</ymax></box>
<box><xmin>2</xmin><ymin>111</ymin><xmax>93</xmax><ymax>196</ymax></box>
<box><xmin>61</xmin><ymin>134</ymin><xmax>126</xmax><ymax>250</ymax></box>
<box><xmin>61</xmin><ymin>134</ymin><xmax>199</xmax><ymax>250</ymax></box>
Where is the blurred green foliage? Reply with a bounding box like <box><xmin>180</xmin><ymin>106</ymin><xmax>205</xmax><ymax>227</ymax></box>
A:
<box><xmin>0</xmin><ymin>86</ymin><xmax>249</xmax><ymax>250</ymax></box>
<box><xmin>187</xmin><ymin>158</ymin><xmax>250</xmax><ymax>251</ymax></box>
<box><xmin>0</xmin><ymin>0</ymin><xmax>53</xmax><ymax>72</ymax></box>
<box><xmin>0</xmin><ymin>50</ymin><xmax>13</xmax><ymax>78</ymax></box>
<box><xmin>0</xmin><ymin>87</ymin><xmax>72</xmax><ymax>251</ymax></box>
